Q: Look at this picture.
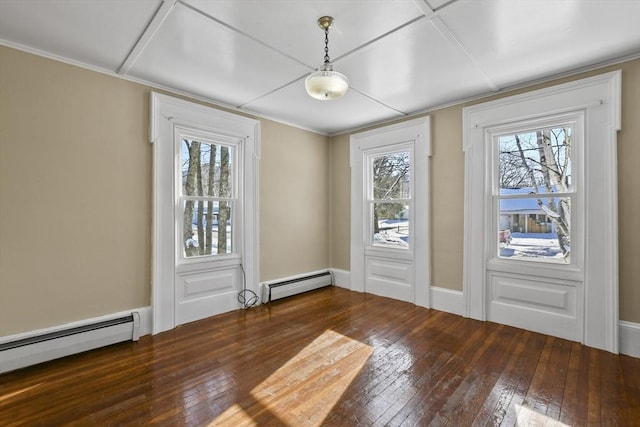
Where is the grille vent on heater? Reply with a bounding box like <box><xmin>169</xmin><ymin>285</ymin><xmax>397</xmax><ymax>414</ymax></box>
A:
<box><xmin>262</xmin><ymin>271</ymin><xmax>333</xmax><ymax>303</ymax></box>
<box><xmin>0</xmin><ymin>313</ymin><xmax>140</xmax><ymax>374</ymax></box>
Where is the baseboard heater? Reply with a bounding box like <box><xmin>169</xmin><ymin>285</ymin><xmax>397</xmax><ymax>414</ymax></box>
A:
<box><xmin>262</xmin><ymin>270</ymin><xmax>333</xmax><ymax>303</ymax></box>
<box><xmin>0</xmin><ymin>313</ymin><xmax>140</xmax><ymax>374</ymax></box>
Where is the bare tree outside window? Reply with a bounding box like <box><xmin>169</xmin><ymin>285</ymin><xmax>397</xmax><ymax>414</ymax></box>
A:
<box><xmin>498</xmin><ymin>126</ymin><xmax>573</xmax><ymax>262</ymax></box>
<box><xmin>370</xmin><ymin>151</ymin><xmax>410</xmax><ymax>248</ymax></box>
<box><xmin>181</xmin><ymin>139</ymin><xmax>234</xmax><ymax>258</ymax></box>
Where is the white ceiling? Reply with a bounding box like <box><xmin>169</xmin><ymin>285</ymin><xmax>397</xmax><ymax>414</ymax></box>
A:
<box><xmin>1</xmin><ymin>0</ymin><xmax>639</xmax><ymax>135</ymax></box>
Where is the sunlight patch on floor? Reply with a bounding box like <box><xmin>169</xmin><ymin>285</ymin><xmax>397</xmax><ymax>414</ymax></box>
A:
<box><xmin>515</xmin><ymin>404</ymin><xmax>570</xmax><ymax>427</ymax></box>
<box><xmin>209</xmin><ymin>329</ymin><xmax>373</xmax><ymax>426</ymax></box>
<box><xmin>0</xmin><ymin>383</ymin><xmax>43</xmax><ymax>403</ymax></box>
<box><xmin>209</xmin><ymin>404</ymin><xmax>257</xmax><ymax>426</ymax></box>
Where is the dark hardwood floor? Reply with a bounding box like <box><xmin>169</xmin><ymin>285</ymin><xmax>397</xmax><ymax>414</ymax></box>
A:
<box><xmin>1</xmin><ymin>286</ymin><xmax>638</xmax><ymax>426</ymax></box>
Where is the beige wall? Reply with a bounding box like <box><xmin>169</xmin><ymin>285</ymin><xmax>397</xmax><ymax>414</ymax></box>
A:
<box><xmin>328</xmin><ymin>134</ymin><xmax>350</xmax><ymax>272</ymax></box>
<box><xmin>613</xmin><ymin>59</ymin><xmax>640</xmax><ymax>323</ymax></box>
<box><xmin>259</xmin><ymin>120</ymin><xmax>330</xmax><ymax>281</ymax></box>
<box><xmin>0</xmin><ymin>46</ymin><xmax>331</xmax><ymax>335</ymax></box>
<box><xmin>0</xmin><ymin>47</ymin><xmax>151</xmax><ymax>335</ymax></box>
<box><xmin>330</xmin><ymin>58</ymin><xmax>640</xmax><ymax>323</ymax></box>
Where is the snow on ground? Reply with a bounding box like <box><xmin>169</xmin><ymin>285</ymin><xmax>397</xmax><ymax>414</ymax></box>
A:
<box><xmin>374</xmin><ymin>219</ymin><xmax>409</xmax><ymax>248</ymax></box>
<box><xmin>500</xmin><ymin>232</ymin><xmax>567</xmax><ymax>262</ymax></box>
<box><xmin>373</xmin><ymin>230</ymin><xmax>409</xmax><ymax>248</ymax></box>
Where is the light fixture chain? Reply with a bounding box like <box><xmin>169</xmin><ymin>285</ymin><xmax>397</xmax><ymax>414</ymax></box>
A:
<box><xmin>324</xmin><ymin>28</ymin><xmax>330</xmax><ymax>64</ymax></box>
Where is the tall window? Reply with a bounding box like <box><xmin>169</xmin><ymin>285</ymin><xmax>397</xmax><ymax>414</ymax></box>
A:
<box><xmin>495</xmin><ymin>123</ymin><xmax>575</xmax><ymax>264</ymax></box>
<box><xmin>179</xmin><ymin>135</ymin><xmax>236</xmax><ymax>259</ymax></box>
<box><xmin>368</xmin><ymin>149</ymin><xmax>411</xmax><ymax>249</ymax></box>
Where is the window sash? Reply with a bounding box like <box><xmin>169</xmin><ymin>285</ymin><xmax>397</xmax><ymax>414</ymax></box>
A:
<box><xmin>491</xmin><ymin>122</ymin><xmax>576</xmax><ymax>265</ymax></box>
<box><xmin>177</xmin><ymin>134</ymin><xmax>238</xmax><ymax>261</ymax></box>
<box><xmin>369</xmin><ymin>201</ymin><xmax>410</xmax><ymax>249</ymax></box>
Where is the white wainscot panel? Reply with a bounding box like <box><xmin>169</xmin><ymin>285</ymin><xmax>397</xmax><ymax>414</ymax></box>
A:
<box><xmin>179</xmin><ymin>270</ymin><xmax>236</xmax><ymax>302</ymax></box>
<box><xmin>488</xmin><ymin>273</ymin><xmax>582</xmax><ymax>342</ymax></box>
<box><xmin>366</xmin><ymin>257</ymin><xmax>413</xmax><ymax>302</ymax></box>
<box><xmin>491</xmin><ymin>275</ymin><xmax>575</xmax><ymax>316</ymax></box>
<box><xmin>367</xmin><ymin>258</ymin><xmax>412</xmax><ymax>283</ymax></box>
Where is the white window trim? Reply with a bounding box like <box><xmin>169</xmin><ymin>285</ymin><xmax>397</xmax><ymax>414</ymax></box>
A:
<box><xmin>350</xmin><ymin>117</ymin><xmax>431</xmax><ymax>307</ymax></box>
<box><xmin>462</xmin><ymin>71</ymin><xmax>621</xmax><ymax>352</ymax></box>
<box><xmin>150</xmin><ymin>92</ymin><xmax>260</xmax><ymax>334</ymax></box>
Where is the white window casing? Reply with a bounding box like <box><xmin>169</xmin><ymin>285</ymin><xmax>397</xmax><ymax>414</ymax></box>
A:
<box><xmin>462</xmin><ymin>71</ymin><xmax>621</xmax><ymax>353</ymax></box>
<box><xmin>150</xmin><ymin>92</ymin><xmax>260</xmax><ymax>334</ymax></box>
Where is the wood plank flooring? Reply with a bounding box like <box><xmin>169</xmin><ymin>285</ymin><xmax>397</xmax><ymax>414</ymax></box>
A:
<box><xmin>1</xmin><ymin>286</ymin><xmax>638</xmax><ymax>426</ymax></box>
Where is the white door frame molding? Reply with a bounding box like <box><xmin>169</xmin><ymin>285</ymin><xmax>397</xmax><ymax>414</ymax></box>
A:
<box><xmin>350</xmin><ymin>117</ymin><xmax>431</xmax><ymax>307</ymax></box>
<box><xmin>150</xmin><ymin>92</ymin><xmax>260</xmax><ymax>334</ymax></box>
<box><xmin>462</xmin><ymin>71</ymin><xmax>621</xmax><ymax>352</ymax></box>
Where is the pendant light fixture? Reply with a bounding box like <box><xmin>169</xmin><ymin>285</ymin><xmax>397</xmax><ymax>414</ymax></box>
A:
<box><xmin>305</xmin><ymin>16</ymin><xmax>349</xmax><ymax>100</ymax></box>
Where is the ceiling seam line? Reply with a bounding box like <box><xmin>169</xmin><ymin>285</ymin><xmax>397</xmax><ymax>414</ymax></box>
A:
<box><xmin>412</xmin><ymin>0</ymin><xmax>435</xmax><ymax>18</ymax></box>
<box><xmin>117</xmin><ymin>0</ymin><xmax>178</xmax><ymax>75</ymax></box>
<box><xmin>178</xmin><ymin>0</ymin><xmax>315</xmax><ymax>70</ymax></box>
<box><xmin>332</xmin><ymin>15</ymin><xmax>426</xmax><ymax>63</ymax></box>
<box><xmin>433</xmin><ymin>0</ymin><xmax>463</xmax><ymax>13</ymax></box>
<box><xmin>349</xmin><ymin>88</ymin><xmax>409</xmax><ymax>116</ymax></box>
<box><xmin>237</xmin><ymin>75</ymin><xmax>308</xmax><ymax>109</ymax></box>
<box><xmin>413</xmin><ymin>0</ymin><xmax>461</xmax><ymax>19</ymax></box>
<box><xmin>430</xmin><ymin>16</ymin><xmax>499</xmax><ymax>92</ymax></box>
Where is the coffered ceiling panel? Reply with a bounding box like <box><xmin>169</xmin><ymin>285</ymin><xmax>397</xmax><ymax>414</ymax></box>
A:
<box><xmin>438</xmin><ymin>0</ymin><xmax>640</xmax><ymax>88</ymax></box>
<box><xmin>0</xmin><ymin>0</ymin><xmax>161</xmax><ymax>71</ymax></box>
<box><xmin>1</xmin><ymin>0</ymin><xmax>639</xmax><ymax>135</ymax></box>
<box><xmin>337</xmin><ymin>17</ymin><xmax>495</xmax><ymax>114</ymax></box>
<box><xmin>127</xmin><ymin>2</ymin><xmax>312</xmax><ymax>107</ymax></box>
<box><xmin>182</xmin><ymin>0</ymin><xmax>424</xmax><ymax>68</ymax></box>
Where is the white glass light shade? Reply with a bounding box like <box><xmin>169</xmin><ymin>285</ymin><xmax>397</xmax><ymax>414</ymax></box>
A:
<box><xmin>305</xmin><ymin>68</ymin><xmax>349</xmax><ymax>100</ymax></box>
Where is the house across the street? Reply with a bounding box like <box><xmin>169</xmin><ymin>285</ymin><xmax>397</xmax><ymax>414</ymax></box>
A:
<box><xmin>499</xmin><ymin>188</ymin><xmax>558</xmax><ymax>234</ymax></box>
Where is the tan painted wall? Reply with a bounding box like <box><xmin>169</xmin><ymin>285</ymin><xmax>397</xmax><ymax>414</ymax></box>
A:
<box><xmin>328</xmin><ymin>134</ymin><xmax>350</xmax><ymax>272</ymax></box>
<box><xmin>0</xmin><ymin>47</ymin><xmax>151</xmax><ymax>335</ymax></box>
<box><xmin>612</xmin><ymin>60</ymin><xmax>640</xmax><ymax>323</ymax></box>
<box><xmin>259</xmin><ymin>120</ymin><xmax>330</xmax><ymax>281</ymax></box>
<box><xmin>330</xmin><ymin>58</ymin><xmax>640</xmax><ymax>323</ymax></box>
<box><xmin>0</xmin><ymin>46</ymin><xmax>330</xmax><ymax>335</ymax></box>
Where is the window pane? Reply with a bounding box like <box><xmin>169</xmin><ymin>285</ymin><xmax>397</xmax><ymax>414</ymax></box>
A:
<box><xmin>498</xmin><ymin>127</ymin><xmax>572</xmax><ymax>194</ymax></box>
<box><xmin>181</xmin><ymin>140</ymin><xmax>234</xmax><ymax>197</ymax></box>
<box><xmin>498</xmin><ymin>197</ymin><xmax>570</xmax><ymax>263</ymax></box>
<box><xmin>372</xmin><ymin>151</ymin><xmax>410</xmax><ymax>199</ymax></box>
<box><xmin>183</xmin><ymin>200</ymin><xmax>233</xmax><ymax>258</ymax></box>
<box><xmin>372</xmin><ymin>203</ymin><xmax>409</xmax><ymax>249</ymax></box>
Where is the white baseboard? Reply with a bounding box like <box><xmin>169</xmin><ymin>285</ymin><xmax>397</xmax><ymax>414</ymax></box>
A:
<box><xmin>0</xmin><ymin>307</ymin><xmax>152</xmax><ymax>373</ymax></box>
<box><xmin>330</xmin><ymin>268</ymin><xmax>351</xmax><ymax>289</ymax></box>
<box><xmin>329</xmin><ymin>269</ymin><xmax>465</xmax><ymax>317</ymax></box>
<box><xmin>430</xmin><ymin>286</ymin><xmax>465</xmax><ymax>316</ymax></box>
<box><xmin>619</xmin><ymin>321</ymin><xmax>640</xmax><ymax>358</ymax></box>
<box><xmin>136</xmin><ymin>306</ymin><xmax>153</xmax><ymax>337</ymax></box>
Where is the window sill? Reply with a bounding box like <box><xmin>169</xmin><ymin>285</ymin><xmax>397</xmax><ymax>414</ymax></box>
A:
<box><xmin>486</xmin><ymin>257</ymin><xmax>583</xmax><ymax>282</ymax></box>
<box><xmin>176</xmin><ymin>253</ymin><xmax>242</xmax><ymax>274</ymax></box>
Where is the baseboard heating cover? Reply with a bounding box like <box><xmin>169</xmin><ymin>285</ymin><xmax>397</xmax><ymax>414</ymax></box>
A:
<box><xmin>262</xmin><ymin>270</ymin><xmax>333</xmax><ymax>303</ymax></box>
<box><xmin>0</xmin><ymin>312</ymin><xmax>140</xmax><ymax>374</ymax></box>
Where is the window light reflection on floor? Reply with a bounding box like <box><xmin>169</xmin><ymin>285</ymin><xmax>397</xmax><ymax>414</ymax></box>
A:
<box><xmin>515</xmin><ymin>403</ymin><xmax>570</xmax><ymax>427</ymax></box>
<box><xmin>209</xmin><ymin>329</ymin><xmax>373</xmax><ymax>426</ymax></box>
